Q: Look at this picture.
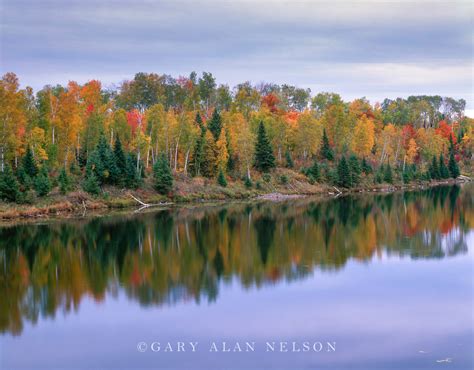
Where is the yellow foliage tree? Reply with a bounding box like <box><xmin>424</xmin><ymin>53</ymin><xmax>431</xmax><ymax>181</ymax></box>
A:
<box><xmin>352</xmin><ymin>114</ymin><xmax>375</xmax><ymax>157</ymax></box>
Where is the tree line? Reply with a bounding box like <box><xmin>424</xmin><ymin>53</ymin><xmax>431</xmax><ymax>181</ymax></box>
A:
<box><xmin>0</xmin><ymin>72</ymin><xmax>472</xmax><ymax>202</ymax></box>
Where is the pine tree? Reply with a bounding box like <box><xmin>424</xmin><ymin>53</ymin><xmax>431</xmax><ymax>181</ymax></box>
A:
<box><xmin>320</xmin><ymin>129</ymin><xmax>334</xmax><ymax>160</ymax></box>
<box><xmin>307</xmin><ymin>159</ymin><xmax>320</xmax><ymax>181</ymax></box>
<box><xmin>202</xmin><ymin>131</ymin><xmax>218</xmax><ymax>178</ymax></box>
<box><xmin>113</xmin><ymin>135</ymin><xmax>127</xmax><ymax>181</ymax></box>
<box><xmin>361</xmin><ymin>157</ymin><xmax>372</xmax><ymax>174</ymax></box>
<box><xmin>191</xmin><ymin>124</ymin><xmax>206</xmax><ymax>176</ymax></box>
<box><xmin>125</xmin><ymin>153</ymin><xmax>140</xmax><ymax>188</ymax></box>
<box><xmin>285</xmin><ymin>150</ymin><xmax>294</xmax><ymax>168</ymax></box>
<box><xmin>0</xmin><ymin>164</ymin><xmax>20</xmax><ymax>202</ymax></box>
<box><xmin>439</xmin><ymin>154</ymin><xmax>450</xmax><ymax>179</ymax></box>
<box><xmin>217</xmin><ymin>168</ymin><xmax>227</xmax><ymax>187</ymax></box>
<box><xmin>22</xmin><ymin>146</ymin><xmax>38</xmax><ymax>178</ymax></box>
<box><xmin>82</xmin><ymin>167</ymin><xmax>100</xmax><ymax>195</ymax></box>
<box><xmin>254</xmin><ymin>121</ymin><xmax>275</xmax><ymax>172</ymax></box>
<box><xmin>208</xmin><ymin>109</ymin><xmax>222</xmax><ymax>141</ymax></box>
<box><xmin>58</xmin><ymin>167</ymin><xmax>71</xmax><ymax>194</ymax></box>
<box><xmin>337</xmin><ymin>156</ymin><xmax>351</xmax><ymax>188</ymax></box>
<box><xmin>348</xmin><ymin>155</ymin><xmax>361</xmax><ymax>185</ymax></box>
<box><xmin>34</xmin><ymin>166</ymin><xmax>51</xmax><ymax>197</ymax></box>
<box><xmin>153</xmin><ymin>153</ymin><xmax>173</xmax><ymax>195</ymax></box>
<box><xmin>430</xmin><ymin>156</ymin><xmax>440</xmax><ymax>180</ymax></box>
<box><xmin>448</xmin><ymin>150</ymin><xmax>460</xmax><ymax>178</ymax></box>
<box><xmin>383</xmin><ymin>163</ymin><xmax>393</xmax><ymax>183</ymax></box>
<box><xmin>244</xmin><ymin>176</ymin><xmax>252</xmax><ymax>188</ymax></box>
<box><xmin>96</xmin><ymin>134</ymin><xmax>119</xmax><ymax>184</ymax></box>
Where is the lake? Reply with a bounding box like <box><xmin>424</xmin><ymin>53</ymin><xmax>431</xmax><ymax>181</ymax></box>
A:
<box><xmin>1</xmin><ymin>184</ymin><xmax>473</xmax><ymax>370</ymax></box>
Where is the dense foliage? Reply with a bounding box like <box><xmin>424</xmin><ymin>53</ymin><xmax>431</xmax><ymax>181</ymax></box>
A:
<box><xmin>0</xmin><ymin>71</ymin><xmax>472</xmax><ymax>201</ymax></box>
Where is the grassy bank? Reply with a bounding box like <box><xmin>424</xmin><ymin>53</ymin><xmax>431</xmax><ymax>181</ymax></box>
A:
<box><xmin>0</xmin><ymin>168</ymin><xmax>470</xmax><ymax>222</ymax></box>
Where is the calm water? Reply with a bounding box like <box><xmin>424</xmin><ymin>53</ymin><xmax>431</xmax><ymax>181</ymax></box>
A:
<box><xmin>0</xmin><ymin>185</ymin><xmax>473</xmax><ymax>370</ymax></box>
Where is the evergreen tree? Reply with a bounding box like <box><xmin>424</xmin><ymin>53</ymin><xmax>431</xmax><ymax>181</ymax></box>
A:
<box><xmin>448</xmin><ymin>150</ymin><xmax>460</xmax><ymax>178</ymax></box>
<box><xmin>125</xmin><ymin>153</ymin><xmax>140</xmax><ymax>188</ymax></box>
<box><xmin>82</xmin><ymin>167</ymin><xmax>100</xmax><ymax>195</ymax></box>
<box><xmin>348</xmin><ymin>155</ymin><xmax>361</xmax><ymax>185</ymax></box>
<box><xmin>153</xmin><ymin>153</ymin><xmax>173</xmax><ymax>195</ymax></box>
<box><xmin>113</xmin><ymin>135</ymin><xmax>127</xmax><ymax>181</ymax></box>
<box><xmin>429</xmin><ymin>156</ymin><xmax>440</xmax><ymax>180</ymax></box>
<box><xmin>337</xmin><ymin>156</ymin><xmax>351</xmax><ymax>188</ymax></box>
<box><xmin>34</xmin><ymin>166</ymin><xmax>51</xmax><ymax>197</ymax></box>
<box><xmin>244</xmin><ymin>176</ymin><xmax>252</xmax><ymax>188</ymax></box>
<box><xmin>383</xmin><ymin>163</ymin><xmax>393</xmax><ymax>183</ymax></box>
<box><xmin>254</xmin><ymin>121</ymin><xmax>275</xmax><ymax>172</ymax></box>
<box><xmin>16</xmin><ymin>166</ymin><xmax>33</xmax><ymax>190</ymax></box>
<box><xmin>307</xmin><ymin>159</ymin><xmax>320</xmax><ymax>181</ymax></box>
<box><xmin>202</xmin><ymin>131</ymin><xmax>218</xmax><ymax>178</ymax></box>
<box><xmin>361</xmin><ymin>157</ymin><xmax>372</xmax><ymax>174</ymax></box>
<box><xmin>0</xmin><ymin>164</ymin><xmax>20</xmax><ymax>202</ymax></box>
<box><xmin>285</xmin><ymin>150</ymin><xmax>294</xmax><ymax>168</ymax></box>
<box><xmin>58</xmin><ymin>167</ymin><xmax>71</xmax><ymax>194</ymax></box>
<box><xmin>217</xmin><ymin>168</ymin><xmax>227</xmax><ymax>187</ymax></box>
<box><xmin>96</xmin><ymin>134</ymin><xmax>119</xmax><ymax>184</ymax></box>
<box><xmin>439</xmin><ymin>154</ymin><xmax>450</xmax><ymax>179</ymax></box>
<box><xmin>208</xmin><ymin>108</ymin><xmax>222</xmax><ymax>141</ymax></box>
<box><xmin>22</xmin><ymin>146</ymin><xmax>38</xmax><ymax>178</ymax></box>
<box><xmin>191</xmin><ymin>124</ymin><xmax>206</xmax><ymax>176</ymax></box>
<box><xmin>320</xmin><ymin>129</ymin><xmax>334</xmax><ymax>160</ymax></box>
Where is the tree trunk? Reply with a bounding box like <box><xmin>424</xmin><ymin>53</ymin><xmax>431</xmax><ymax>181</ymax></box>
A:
<box><xmin>184</xmin><ymin>149</ymin><xmax>190</xmax><ymax>175</ymax></box>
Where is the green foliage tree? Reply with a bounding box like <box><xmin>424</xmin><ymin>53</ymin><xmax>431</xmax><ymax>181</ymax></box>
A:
<box><xmin>58</xmin><ymin>167</ymin><xmax>71</xmax><ymax>194</ymax></box>
<box><xmin>113</xmin><ymin>136</ymin><xmax>127</xmax><ymax>182</ymax></box>
<box><xmin>22</xmin><ymin>146</ymin><xmax>38</xmax><ymax>178</ymax></box>
<box><xmin>244</xmin><ymin>176</ymin><xmax>252</xmax><ymax>188</ymax></box>
<box><xmin>348</xmin><ymin>155</ymin><xmax>361</xmax><ymax>186</ymax></box>
<box><xmin>153</xmin><ymin>153</ymin><xmax>173</xmax><ymax>195</ymax></box>
<box><xmin>34</xmin><ymin>167</ymin><xmax>51</xmax><ymax>197</ymax></box>
<box><xmin>439</xmin><ymin>154</ymin><xmax>450</xmax><ymax>179</ymax></box>
<box><xmin>448</xmin><ymin>150</ymin><xmax>460</xmax><ymax>178</ymax></box>
<box><xmin>254</xmin><ymin>121</ymin><xmax>275</xmax><ymax>172</ymax></box>
<box><xmin>320</xmin><ymin>128</ymin><xmax>334</xmax><ymax>160</ymax></box>
<box><xmin>285</xmin><ymin>150</ymin><xmax>294</xmax><ymax>168</ymax></box>
<box><xmin>361</xmin><ymin>157</ymin><xmax>372</xmax><ymax>174</ymax></box>
<box><xmin>0</xmin><ymin>164</ymin><xmax>20</xmax><ymax>202</ymax></box>
<box><xmin>125</xmin><ymin>153</ymin><xmax>141</xmax><ymax>188</ymax></box>
<box><xmin>429</xmin><ymin>156</ymin><xmax>440</xmax><ymax>180</ymax></box>
<box><xmin>337</xmin><ymin>156</ymin><xmax>351</xmax><ymax>188</ymax></box>
<box><xmin>208</xmin><ymin>108</ymin><xmax>222</xmax><ymax>141</ymax></box>
<box><xmin>383</xmin><ymin>163</ymin><xmax>393</xmax><ymax>183</ymax></box>
<box><xmin>217</xmin><ymin>168</ymin><xmax>227</xmax><ymax>187</ymax></box>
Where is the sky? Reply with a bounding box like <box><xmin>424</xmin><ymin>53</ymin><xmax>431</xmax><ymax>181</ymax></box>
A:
<box><xmin>1</xmin><ymin>0</ymin><xmax>472</xmax><ymax>113</ymax></box>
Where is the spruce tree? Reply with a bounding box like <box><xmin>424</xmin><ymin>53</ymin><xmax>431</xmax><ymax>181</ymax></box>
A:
<box><xmin>125</xmin><ymin>153</ymin><xmax>140</xmax><ymax>188</ymax></box>
<box><xmin>307</xmin><ymin>159</ymin><xmax>320</xmax><ymax>181</ymax></box>
<box><xmin>361</xmin><ymin>157</ymin><xmax>372</xmax><ymax>174</ymax></box>
<box><xmin>448</xmin><ymin>150</ymin><xmax>460</xmax><ymax>178</ymax></box>
<box><xmin>439</xmin><ymin>154</ymin><xmax>450</xmax><ymax>179</ymax></box>
<box><xmin>153</xmin><ymin>153</ymin><xmax>173</xmax><ymax>195</ymax></box>
<box><xmin>22</xmin><ymin>146</ymin><xmax>38</xmax><ymax>178</ymax></box>
<box><xmin>202</xmin><ymin>131</ymin><xmax>218</xmax><ymax>178</ymax></box>
<box><xmin>348</xmin><ymin>155</ymin><xmax>361</xmax><ymax>185</ymax></box>
<box><xmin>191</xmin><ymin>125</ymin><xmax>206</xmax><ymax>176</ymax></box>
<box><xmin>254</xmin><ymin>121</ymin><xmax>275</xmax><ymax>172</ymax></box>
<box><xmin>320</xmin><ymin>129</ymin><xmax>334</xmax><ymax>160</ymax></box>
<box><xmin>217</xmin><ymin>168</ymin><xmax>227</xmax><ymax>187</ymax></box>
<box><xmin>208</xmin><ymin>109</ymin><xmax>222</xmax><ymax>141</ymax></box>
<box><xmin>82</xmin><ymin>167</ymin><xmax>100</xmax><ymax>195</ymax></box>
<box><xmin>383</xmin><ymin>163</ymin><xmax>393</xmax><ymax>183</ymax></box>
<box><xmin>58</xmin><ymin>167</ymin><xmax>71</xmax><ymax>194</ymax></box>
<box><xmin>34</xmin><ymin>166</ymin><xmax>51</xmax><ymax>197</ymax></box>
<box><xmin>337</xmin><ymin>156</ymin><xmax>351</xmax><ymax>188</ymax></box>
<box><xmin>244</xmin><ymin>176</ymin><xmax>252</xmax><ymax>188</ymax></box>
<box><xmin>285</xmin><ymin>150</ymin><xmax>294</xmax><ymax>168</ymax></box>
<box><xmin>113</xmin><ymin>136</ymin><xmax>127</xmax><ymax>180</ymax></box>
<box><xmin>430</xmin><ymin>156</ymin><xmax>440</xmax><ymax>180</ymax></box>
<box><xmin>0</xmin><ymin>164</ymin><xmax>20</xmax><ymax>202</ymax></box>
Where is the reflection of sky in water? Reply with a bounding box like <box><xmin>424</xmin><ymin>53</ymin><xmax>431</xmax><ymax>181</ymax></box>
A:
<box><xmin>2</xmin><ymin>231</ymin><xmax>472</xmax><ymax>370</ymax></box>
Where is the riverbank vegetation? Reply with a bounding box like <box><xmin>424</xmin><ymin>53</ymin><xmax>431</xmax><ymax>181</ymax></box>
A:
<box><xmin>0</xmin><ymin>72</ymin><xmax>472</xmax><ymax>210</ymax></box>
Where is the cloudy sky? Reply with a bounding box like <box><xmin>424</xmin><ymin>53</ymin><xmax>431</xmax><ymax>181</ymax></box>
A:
<box><xmin>1</xmin><ymin>0</ymin><xmax>472</xmax><ymax>111</ymax></box>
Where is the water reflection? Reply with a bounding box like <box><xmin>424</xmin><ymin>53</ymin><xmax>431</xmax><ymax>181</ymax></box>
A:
<box><xmin>0</xmin><ymin>185</ymin><xmax>472</xmax><ymax>336</ymax></box>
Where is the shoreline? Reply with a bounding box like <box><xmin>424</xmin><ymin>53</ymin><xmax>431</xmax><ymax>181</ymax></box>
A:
<box><xmin>0</xmin><ymin>177</ymin><xmax>470</xmax><ymax>223</ymax></box>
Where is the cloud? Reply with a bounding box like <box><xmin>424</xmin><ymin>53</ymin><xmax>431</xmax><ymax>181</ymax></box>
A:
<box><xmin>1</xmin><ymin>0</ymin><xmax>471</xmax><ymax>108</ymax></box>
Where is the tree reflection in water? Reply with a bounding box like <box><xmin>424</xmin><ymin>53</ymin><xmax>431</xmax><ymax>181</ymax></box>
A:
<box><xmin>0</xmin><ymin>185</ymin><xmax>472</xmax><ymax>335</ymax></box>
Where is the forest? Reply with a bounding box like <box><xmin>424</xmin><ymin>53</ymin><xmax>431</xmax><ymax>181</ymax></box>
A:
<box><xmin>0</xmin><ymin>71</ymin><xmax>472</xmax><ymax>204</ymax></box>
